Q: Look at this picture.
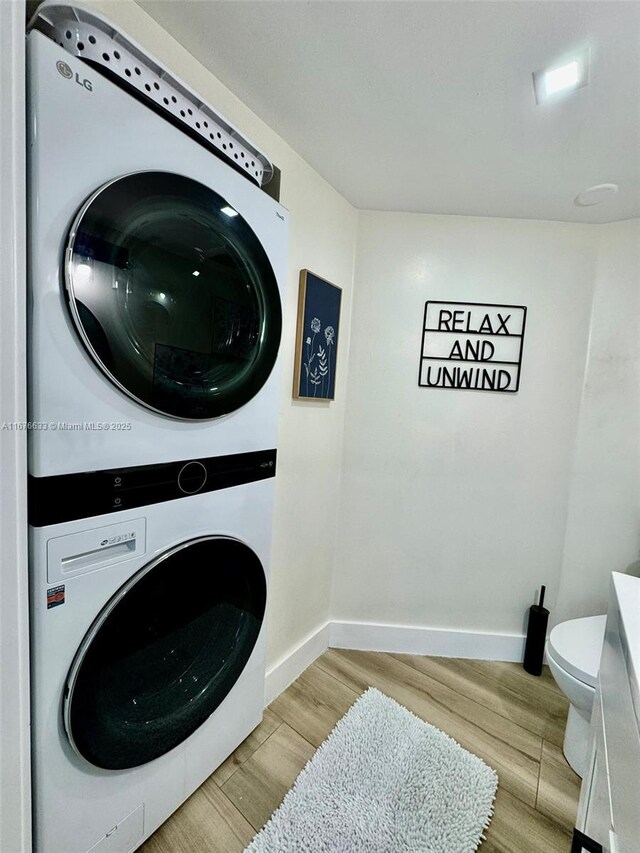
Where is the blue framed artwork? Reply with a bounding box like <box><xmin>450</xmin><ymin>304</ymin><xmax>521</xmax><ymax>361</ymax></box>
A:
<box><xmin>293</xmin><ymin>270</ymin><xmax>342</xmax><ymax>400</ymax></box>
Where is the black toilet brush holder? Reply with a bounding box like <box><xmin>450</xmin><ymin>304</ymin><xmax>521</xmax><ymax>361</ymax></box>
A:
<box><xmin>523</xmin><ymin>585</ymin><xmax>549</xmax><ymax>676</ymax></box>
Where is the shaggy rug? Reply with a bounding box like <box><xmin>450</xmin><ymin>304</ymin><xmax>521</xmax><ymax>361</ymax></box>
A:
<box><xmin>245</xmin><ymin>687</ymin><xmax>498</xmax><ymax>852</ymax></box>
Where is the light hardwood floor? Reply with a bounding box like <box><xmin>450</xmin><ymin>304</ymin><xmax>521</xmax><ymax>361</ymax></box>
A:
<box><xmin>141</xmin><ymin>650</ymin><xmax>580</xmax><ymax>853</ymax></box>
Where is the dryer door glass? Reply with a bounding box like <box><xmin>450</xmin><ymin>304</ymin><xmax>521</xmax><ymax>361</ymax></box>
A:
<box><xmin>66</xmin><ymin>171</ymin><xmax>282</xmax><ymax>419</ymax></box>
<box><xmin>64</xmin><ymin>537</ymin><xmax>267</xmax><ymax>769</ymax></box>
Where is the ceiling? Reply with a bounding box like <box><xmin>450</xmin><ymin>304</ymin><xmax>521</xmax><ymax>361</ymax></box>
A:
<box><xmin>139</xmin><ymin>1</ymin><xmax>640</xmax><ymax>223</ymax></box>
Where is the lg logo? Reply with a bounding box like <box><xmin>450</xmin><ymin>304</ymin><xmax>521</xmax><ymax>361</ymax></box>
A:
<box><xmin>56</xmin><ymin>60</ymin><xmax>72</xmax><ymax>79</ymax></box>
<box><xmin>56</xmin><ymin>59</ymin><xmax>93</xmax><ymax>91</ymax></box>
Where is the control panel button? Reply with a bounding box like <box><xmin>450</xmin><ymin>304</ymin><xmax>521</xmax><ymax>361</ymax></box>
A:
<box><xmin>178</xmin><ymin>461</ymin><xmax>208</xmax><ymax>495</ymax></box>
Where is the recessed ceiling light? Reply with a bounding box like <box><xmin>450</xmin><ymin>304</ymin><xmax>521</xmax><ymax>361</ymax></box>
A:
<box><xmin>574</xmin><ymin>183</ymin><xmax>618</xmax><ymax>207</ymax></box>
<box><xmin>545</xmin><ymin>61</ymin><xmax>579</xmax><ymax>96</ymax></box>
<box><xmin>192</xmin><ymin>270</ymin><xmax>200</xmax><ymax>276</ymax></box>
<box><xmin>533</xmin><ymin>48</ymin><xmax>589</xmax><ymax>104</ymax></box>
<box><xmin>221</xmin><ymin>206</ymin><xmax>238</xmax><ymax>217</ymax></box>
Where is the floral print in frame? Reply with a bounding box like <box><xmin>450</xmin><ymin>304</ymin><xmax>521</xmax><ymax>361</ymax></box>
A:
<box><xmin>293</xmin><ymin>270</ymin><xmax>342</xmax><ymax>400</ymax></box>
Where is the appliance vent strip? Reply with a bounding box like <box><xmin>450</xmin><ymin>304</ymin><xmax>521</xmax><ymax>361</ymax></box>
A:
<box><xmin>29</xmin><ymin>2</ymin><xmax>273</xmax><ymax>187</ymax></box>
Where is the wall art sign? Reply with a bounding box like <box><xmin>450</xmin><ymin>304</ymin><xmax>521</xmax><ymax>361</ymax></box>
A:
<box><xmin>293</xmin><ymin>270</ymin><xmax>342</xmax><ymax>400</ymax></box>
<box><xmin>419</xmin><ymin>301</ymin><xmax>527</xmax><ymax>393</ymax></box>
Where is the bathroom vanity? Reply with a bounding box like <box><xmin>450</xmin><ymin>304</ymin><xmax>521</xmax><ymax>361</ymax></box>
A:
<box><xmin>574</xmin><ymin>573</ymin><xmax>640</xmax><ymax>853</ymax></box>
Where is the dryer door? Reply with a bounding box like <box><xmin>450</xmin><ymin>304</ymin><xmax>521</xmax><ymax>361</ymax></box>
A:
<box><xmin>65</xmin><ymin>171</ymin><xmax>282</xmax><ymax>419</ymax></box>
<box><xmin>64</xmin><ymin>537</ymin><xmax>267</xmax><ymax>770</ymax></box>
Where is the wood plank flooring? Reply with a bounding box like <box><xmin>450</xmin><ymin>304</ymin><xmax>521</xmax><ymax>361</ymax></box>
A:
<box><xmin>141</xmin><ymin>650</ymin><xmax>580</xmax><ymax>853</ymax></box>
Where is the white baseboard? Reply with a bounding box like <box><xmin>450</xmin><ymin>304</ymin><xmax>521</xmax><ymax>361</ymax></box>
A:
<box><xmin>265</xmin><ymin>621</ymin><xmax>331</xmax><ymax>705</ymax></box>
<box><xmin>264</xmin><ymin>619</ymin><xmax>526</xmax><ymax>706</ymax></box>
<box><xmin>329</xmin><ymin>620</ymin><xmax>526</xmax><ymax>662</ymax></box>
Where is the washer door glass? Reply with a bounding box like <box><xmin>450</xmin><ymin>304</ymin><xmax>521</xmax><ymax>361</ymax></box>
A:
<box><xmin>66</xmin><ymin>171</ymin><xmax>282</xmax><ymax>419</ymax></box>
<box><xmin>65</xmin><ymin>537</ymin><xmax>267</xmax><ymax>770</ymax></box>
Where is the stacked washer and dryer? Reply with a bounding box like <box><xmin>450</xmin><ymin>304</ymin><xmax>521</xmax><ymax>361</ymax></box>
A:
<box><xmin>27</xmin><ymin>4</ymin><xmax>287</xmax><ymax>852</ymax></box>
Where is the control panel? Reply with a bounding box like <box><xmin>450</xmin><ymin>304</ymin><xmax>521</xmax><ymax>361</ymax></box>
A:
<box><xmin>29</xmin><ymin>449</ymin><xmax>277</xmax><ymax>526</ymax></box>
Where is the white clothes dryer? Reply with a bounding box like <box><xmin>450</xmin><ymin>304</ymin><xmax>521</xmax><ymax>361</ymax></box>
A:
<box><xmin>30</xmin><ymin>451</ymin><xmax>276</xmax><ymax>853</ymax></box>
<box><xmin>27</xmin><ymin>24</ymin><xmax>287</xmax><ymax>478</ymax></box>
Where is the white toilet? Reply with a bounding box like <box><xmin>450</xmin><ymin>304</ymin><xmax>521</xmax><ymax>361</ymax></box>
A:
<box><xmin>546</xmin><ymin>614</ymin><xmax>607</xmax><ymax>778</ymax></box>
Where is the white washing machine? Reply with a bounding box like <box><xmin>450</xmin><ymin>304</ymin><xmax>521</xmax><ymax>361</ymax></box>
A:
<box><xmin>30</xmin><ymin>452</ymin><xmax>276</xmax><ymax>853</ymax></box>
<box><xmin>27</xmin><ymin>15</ymin><xmax>287</xmax><ymax>479</ymax></box>
<box><xmin>27</xmin><ymin>7</ymin><xmax>286</xmax><ymax>852</ymax></box>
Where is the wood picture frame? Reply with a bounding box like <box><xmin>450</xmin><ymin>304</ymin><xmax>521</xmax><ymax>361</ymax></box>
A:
<box><xmin>293</xmin><ymin>270</ymin><xmax>342</xmax><ymax>400</ymax></box>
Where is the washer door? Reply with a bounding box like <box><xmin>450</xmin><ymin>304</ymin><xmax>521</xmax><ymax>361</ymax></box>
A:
<box><xmin>64</xmin><ymin>537</ymin><xmax>267</xmax><ymax>770</ymax></box>
<box><xmin>65</xmin><ymin>171</ymin><xmax>282</xmax><ymax>419</ymax></box>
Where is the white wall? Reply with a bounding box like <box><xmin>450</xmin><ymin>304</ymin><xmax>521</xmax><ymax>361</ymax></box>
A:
<box><xmin>332</xmin><ymin>211</ymin><xmax>610</xmax><ymax>637</ymax></box>
<box><xmin>85</xmin><ymin>0</ymin><xmax>357</xmax><ymax>668</ymax></box>
<box><xmin>555</xmin><ymin>219</ymin><xmax>640</xmax><ymax>625</ymax></box>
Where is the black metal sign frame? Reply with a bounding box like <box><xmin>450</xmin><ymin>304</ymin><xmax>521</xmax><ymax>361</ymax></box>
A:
<box><xmin>419</xmin><ymin>300</ymin><xmax>527</xmax><ymax>394</ymax></box>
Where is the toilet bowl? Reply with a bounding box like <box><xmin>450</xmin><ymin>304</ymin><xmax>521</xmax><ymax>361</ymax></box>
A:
<box><xmin>546</xmin><ymin>614</ymin><xmax>607</xmax><ymax>778</ymax></box>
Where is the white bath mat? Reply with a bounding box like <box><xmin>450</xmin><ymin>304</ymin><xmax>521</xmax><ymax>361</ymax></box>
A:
<box><xmin>245</xmin><ymin>687</ymin><xmax>498</xmax><ymax>853</ymax></box>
